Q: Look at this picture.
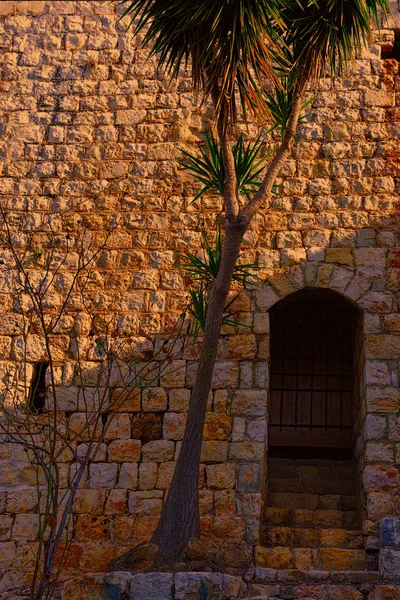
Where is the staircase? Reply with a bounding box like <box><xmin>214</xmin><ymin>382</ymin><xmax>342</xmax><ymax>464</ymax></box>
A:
<box><xmin>259</xmin><ymin>457</ymin><xmax>375</xmax><ymax>572</ymax></box>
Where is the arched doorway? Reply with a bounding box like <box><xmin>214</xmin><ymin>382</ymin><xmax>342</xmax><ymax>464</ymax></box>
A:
<box><xmin>263</xmin><ymin>289</ymin><xmax>367</xmax><ymax>570</ymax></box>
<box><xmin>268</xmin><ymin>288</ymin><xmax>358</xmax><ymax>458</ymax></box>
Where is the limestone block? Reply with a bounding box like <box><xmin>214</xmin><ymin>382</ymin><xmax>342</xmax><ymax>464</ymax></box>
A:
<box><xmin>89</xmin><ymin>463</ymin><xmax>118</xmax><ymax>488</ymax></box>
<box><xmin>203</xmin><ymin>413</ymin><xmax>232</xmax><ymax>441</ymax></box>
<box><xmin>73</xmin><ymin>489</ymin><xmax>106</xmax><ymax>514</ymax></box>
<box><xmin>214</xmin><ymin>490</ymin><xmax>236</xmax><ymax>515</ymax></box>
<box><xmin>231</xmin><ymin>390</ymin><xmax>267</xmax><ymax>417</ymax></box>
<box><xmin>229</xmin><ymin>442</ymin><xmax>264</xmax><ymax>461</ymax></box>
<box><xmin>168</xmin><ymin>388</ymin><xmax>190</xmax><ymax>412</ymax></box>
<box><xmin>380</xmin><ymin>517</ymin><xmax>400</xmax><ymax>550</ymax></box>
<box><xmin>276</xmin><ymin>231</ymin><xmax>303</xmax><ymax>248</ymax></box>
<box><xmin>139</xmin><ymin>463</ymin><xmax>158</xmax><ymax>491</ymax></box>
<box><xmin>364</xmin><ymin>414</ymin><xmax>387</xmax><ymax>440</ymax></box>
<box><xmin>213</xmin><ymin>516</ymin><xmax>245</xmax><ymax>542</ymax></box>
<box><xmin>366</xmin><ymin>492</ymin><xmax>395</xmax><ymax>520</ymax></box>
<box><xmin>104</xmin><ymin>489</ymin><xmax>127</xmax><ymax>515</ymax></box>
<box><xmin>365</xmin><ymin>442</ymin><xmax>394</xmax><ymax>463</ymax></box>
<box><xmin>354</xmin><ymin>247</ymin><xmax>387</xmax><ymax>276</ymax></box>
<box><xmin>62</xmin><ymin>573</ymin><xmax>109</xmax><ymax>600</ymax></box>
<box><xmin>156</xmin><ymin>461</ymin><xmax>175</xmax><ymax>489</ymax></box>
<box><xmin>380</xmin><ymin>549</ymin><xmax>400</xmax><ymax>579</ymax></box>
<box><xmin>160</xmin><ymin>360</ymin><xmax>186</xmax><ymax>388</ymax></box>
<box><xmin>320</xmin><ymin>548</ymin><xmax>366</xmax><ymax>570</ymax></box>
<box><xmin>201</xmin><ymin>441</ymin><xmax>228</xmax><ymax>463</ymax></box>
<box><xmin>368</xmin><ymin>587</ymin><xmax>400</xmax><ymax>600</ymax></box>
<box><xmin>365</xmin><ymin>361</ymin><xmax>391</xmax><ymax>385</ymax></box>
<box><xmin>388</xmin><ymin>415</ymin><xmax>400</xmax><ymax>441</ymax></box>
<box><xmin>255</xmin><ymin>286</ymin><xmax>280</xmax><ymax>310</ymax></box>
<box><xmin>366</xmin><ymin>336</ymin><xmax>400</xmax><ymax>359</ymax></box>
<box><xmin>111</xmin><ymin>387</ymin><xmax>141</xmax><ymax>412</ymax></box>
<box><xmin>255</xmin><ymin>545</ymin><xmax>293</xmax><ymax>569</ymax></box>
<box><xmin>214</xmin><ymin>389</ymin><xmax>229</xmax><ymax>412</ymax></box>
<box><xmin>280</xmin><ymin>248</ymin><xmax>307</xmax><ymax>267</ymax></box>
<box><xmin>12</xmin><ymin>514</ymin><xmax>38</xmax><ymax>540</ymax></box>
<box><xmin>142</xmin><ymin>387</ymin><xmax>168</xmax><ymax>412</ymax></box>
<box><xmin>6</xmin><ymin>488</ymin><xmax>37</xmax><ymax>513</ymax></box>
<box><xmin>163</xmin><ymin>412</ymin><xmax>187</xmax><ymax>440</ymax></box>
<box><xmin>0</xmin><ymin>542</ymin><xmax>16</xmax><ymax>569</ymax></box>
<box><xmin>246</xmin><ymin>418</ymin><xmax>267</xmax><ymax>442</ymax></box>
<box><xmin>366</xmin><ymin>386</ymin><xmax>400</xmax><ymax>412</ymax></box>
<box><xmin>104</xmin><ymin>414</ymin><xmax>131</xmax><ymax>440</ymax></box>
<box><xmin>359</xmin><ymin>292</ymin><xmax>393</xmax><ymax>312</ymax></box>
<box><xmin>131</xmin><ymin>413</ymin><xmax>163</xmax><ymax>443</ymax></box>
<box><xmin>108</xmin><ymin>440</ymin><xmax>141</xmax><ymax>463</ymax></box>
<box><xmin>0</xmin><ymin>516</ymin><xmax>13</xmax><ymax>541</ymax></box>
<box><xmin>238</xmin><ymin>464</ymin><xmax>261</xmax><ymax>493</ymax></box>
<box><xmin>128</xmin><ymin>492</ymin><xmax>163</xmax><ymax>516</ymax></box>
<box><xmin>240</xmin><ymin>493</ymin><xmax>262</xmax><ymax>517</ymax></box>
<box><xmin>363</xmin><ymin>464</ymin><xmax>400</xmax><ymax>491</ymax></box>
<box><xmin>225</xmin><ymin>334</ymin><xmax>257</xmax><ymax>360</ymax></box>
<box><xmin>118</xmin><ymin>463</ymin><xmax>138</xmax><ymax>490</ymax></box>
<box><xmin>206</xmin><ymin>464</ymin><xmax>235</xmax><ymax>489</ymax></box>
<box><xmin>210</xmin><ymin>361</ymin><xmax>239</xmax><ymax>388</ymax></box>
<box><xmin>75</xmin><ymin>515</ymin><xmax>111</xmax><ymax>541</ymax></box>
<box><xmin>142</xmin><ymin>440</ymin><xmax>175</xmax><ymax>462</ymax></box>
<box><xmin>254</xmin><ymin>567</ymin><xmax>278</xmax><ymax>582</ymax></box>
<box><xmin>77</xmin><ymin>442</ymin><xmax>107</xmax><ymax>463</ymax></box>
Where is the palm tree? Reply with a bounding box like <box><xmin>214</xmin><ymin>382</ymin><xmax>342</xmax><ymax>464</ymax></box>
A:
<box><xmin>120</xmin><ymin>0</ymin><xmax>389</xmax><ymax>562</ymax></box>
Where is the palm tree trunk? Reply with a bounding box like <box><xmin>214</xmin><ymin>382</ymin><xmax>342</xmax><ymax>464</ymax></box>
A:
<box><xmin>151</xmin><ymin>220</ymin><xmax>246</xmax><ymax>561</ymax></box>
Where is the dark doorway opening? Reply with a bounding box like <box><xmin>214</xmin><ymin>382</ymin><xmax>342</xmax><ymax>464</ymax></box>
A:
<box><xmin>268</xmin><ymin>289</ymin><xmax>358</xmax><ymax>459</ymax></box>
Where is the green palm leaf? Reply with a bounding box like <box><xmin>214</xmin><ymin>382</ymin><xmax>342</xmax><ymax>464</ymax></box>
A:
<box><xmin>119</xmin><ymin>0</ymin><xmax>284</xmax><ymax>127</ymax></box>
<box><xmin>179</xmin><ymin>133</ymin><xmax>272</xmax><ymax>201</ymax></box>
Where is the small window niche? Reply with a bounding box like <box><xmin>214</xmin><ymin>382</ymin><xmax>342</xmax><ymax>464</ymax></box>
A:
<box><xmin>381</xmin><ymin>31</ymin><xmax>400</xmax><ymax>61</ymax></box>
<box><xmin>28</xmin><ymin>362</ymin><xmax>49</xmax><ymax>414</ymax></box>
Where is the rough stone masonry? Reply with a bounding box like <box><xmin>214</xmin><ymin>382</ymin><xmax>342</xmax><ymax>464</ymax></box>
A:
<box><xmin>0</xmin><ymin>1</ymin><xmax>399</xmax><ymax>598</ymax></box>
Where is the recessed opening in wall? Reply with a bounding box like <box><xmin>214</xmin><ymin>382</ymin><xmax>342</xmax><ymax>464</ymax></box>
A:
<box><xmin>263</xmin><ymin>289</ymin><xmax>367</xmax><ymax>558</ymax></box>
<box><xmin>268</xmin><ymin>288</ymin><xmax>359</xmax><ymax>459</ymax></box>
<box><xmin>28</xmin><ymin>362</ymin><xmax>49</xmax><ymax>413</ymax></box>
<box><xmin>381</xmin><ymin>30</ymin><xmax>400</xmax><ymax>60</ymax></box>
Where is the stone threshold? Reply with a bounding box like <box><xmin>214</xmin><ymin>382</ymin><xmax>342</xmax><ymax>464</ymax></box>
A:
<box><xmin>251</xmin><ymin>567</ymin><xmax>385</xmax><ymax>584</ymax></box>
<box><xmin>60</xmin><ymin>571</ymin><xmax>400</xmax><ymax>600</ymax></box>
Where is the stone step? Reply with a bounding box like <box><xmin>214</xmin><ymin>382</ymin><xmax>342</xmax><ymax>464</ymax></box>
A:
<box><xmin>250</xmin><ymin>567</ymin><xmax>383</xmax><ymax>584</ymax></box>
<box><xmin>268</xmin><ymin>458</ymin><xmax>355</xmax><ymax>482</ymax></box>
<box><xmin>268</xmin><ymin>477</ymin><xmax>355</xmax><ymax>495</ymax></box>
<box><xmin>255</xmin><ymin>545</ymin><xmax>368</xmax><ymax>571</ymax></box>
<box><xmin>267</xmin><ymin>491</ymin><xmax>358</xmax><ymax>514</ymax></box>
<box><xmin>265</xmin><ymin>507</ymin><xmax>360</xmax><ymax>529</ymax></box>
<box><xmin>263</xmin><ymin>526</ymin><xmax>364</xmax><ymax>548</ymax></box>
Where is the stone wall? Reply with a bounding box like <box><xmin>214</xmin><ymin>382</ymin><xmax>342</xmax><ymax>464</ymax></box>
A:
<box><xmin>0</xmin><ymin>0</ymin><xmax>399</xmax><ymax>595</ymax></box>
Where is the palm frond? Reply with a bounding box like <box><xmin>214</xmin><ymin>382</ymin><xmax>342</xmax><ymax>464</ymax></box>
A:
<box><xmin>179</xmin><ymin>133</ymin><xmax>272</xmax><ymax>201</ymax></box>
<box><xmin>119</xmin><ymin>0</ymin><xmax>284</xmax><ymax>127</ymax></box>
<box><xmin>280</xmin><ymin>0</ymin><xmax>390</xmax><ymax>81</ymax></box>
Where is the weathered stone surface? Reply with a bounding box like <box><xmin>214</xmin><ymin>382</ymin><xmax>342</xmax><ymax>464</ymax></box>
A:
<box><xmin>380</xmin><ymin>517</ymin><xmax>400</xmax><ymax>549</ymax></box>
<box><xmin>221</xmin><ymin>544</ymin><xmax>251</xmax><ymax>568</ymax></box>
<box><xmin>185</xmin><ymin>537</ymin><xmax>208</xmax><ymax>561</ymax></box>
<box><xmin>255</xmin><ymin>546</ymin><xmax>293</xmax><ymax>569</ymax></box>
<box><xmin>319</xmin><ymin>549</ymin><xmax>366</xmax><ymax>571</ymax></box>
<box><xmin>108</xmin><ymin>440</ymin><xmax>141</xmax><ymax>462</ymax></box>
<box><xmin>380</xmin><ymin>549</ymin><xmax>400</xmax><ymax>579</ymax></box>
<box><xmin>62</xmin><ymin>574</ymin><xmax>108</xmax><ymax>600</ymax></box>
<box><xmin>131</xmin><ymin>413</ymin><xmax>163</xmax><ymax>443</ymax></box>
<box><xmin>112</xmin><ymin>543</ymin><xmax>159</xmax><ymax>573</ymax></box>
<box><xmin>130</xmin><ymin>572</ymin><xmax>173</xmax><ymax>600</ymax></box>
<box><xmin>368</xmin><ymin>586</ymin><xmax>400</xmax><ymax>600</ymax></box>
<box><xmin>206</xmin><ymin>464</ymin><xmax>235</xmax><ymax>489</ymax></box>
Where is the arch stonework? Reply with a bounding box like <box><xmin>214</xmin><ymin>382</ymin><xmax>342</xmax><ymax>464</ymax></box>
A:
<box><xmin>253</xmin><ymin>258</ymin><xmax>399</xmax><ymax>562</ymax></box>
